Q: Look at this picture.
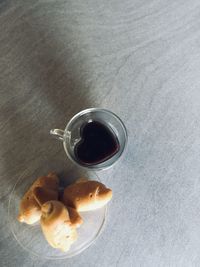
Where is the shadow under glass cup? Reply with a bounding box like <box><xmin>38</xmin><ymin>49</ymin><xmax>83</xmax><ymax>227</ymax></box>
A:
<box><xmin>50</xmin><ymin>108</ymin><xmax>128</xmax><ymax>170</ymax></box>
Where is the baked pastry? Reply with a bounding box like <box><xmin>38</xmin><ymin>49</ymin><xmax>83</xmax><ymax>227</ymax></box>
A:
<box><xmin>40</xmin><ymin>201</ymin><xmax>78</xmax><ymax>252</ymax></box>
<box><xmin>33</xmin><ymin>187</ymin><xmax>58</xmax><ymax>206</ymax></box>
<box><xmin>17</xmin><ymin>190</ymin><xmax>41</xmax><ymax>225</ymax></box>
<box><xmin>17</xmin><ymin>172</ymin><xmax>59</xmax><ymax>224</ymax></box>
<box><xmin>67</xmin><ymin>206</ymin><xmax>83</xmax><ymax>228</ymax></box>
<box><xmin>62</xmin><ymin>180</ymin><xmax>112</xmax><ymax>212</ymax></box>
<box><xmin>32</xmin><ymin>172</ymin><xmax>59</xmax><ymax>190</ymax></box>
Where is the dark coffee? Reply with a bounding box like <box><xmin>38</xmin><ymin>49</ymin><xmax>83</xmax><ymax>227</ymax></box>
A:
<box><xmin>74</xmin><ymin>121</ymin><xmax>120</xmax><ymax>165</ymax></box>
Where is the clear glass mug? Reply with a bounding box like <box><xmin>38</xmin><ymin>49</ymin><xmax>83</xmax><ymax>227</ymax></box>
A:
<box><xmin>50</xmin><ymin>108</ymin><xmax>128</xmax><ymax>170</ymax></box>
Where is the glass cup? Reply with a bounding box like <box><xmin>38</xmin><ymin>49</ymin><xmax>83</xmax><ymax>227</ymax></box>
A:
<box><xmin>50</xmin><ymin>108</ymin><xmax>127</xmax><ymax>170</ymax></box>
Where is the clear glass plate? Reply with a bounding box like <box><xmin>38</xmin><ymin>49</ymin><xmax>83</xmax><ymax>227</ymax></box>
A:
<box><xmin>8</xmin><ymin>171</ymin><xmax>106</xmax><ymax>259</ymax></box>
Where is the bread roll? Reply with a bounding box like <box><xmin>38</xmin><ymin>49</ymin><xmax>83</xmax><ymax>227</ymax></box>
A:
<box><xmin>40</xmin><ymin>201</ymin><xmax>78</xmax><ymax>252</ymax></box>
<box><xmin>17</xmin><ymin>191</ymin><xmax>41</xmax><ymax>225</ymax></box>
<box><xmin>62</xmin><ymin>180</ymin><xmax>112</xmax><ymax>212</ymax></box>
<box><xmin>32</xmin><ymin>172</ymin><xmax>59</xmax><ymax>190</ymax></box>
<box><xmin>33</xmin><ymin>187</ymin><xmax>58</xmax><ymax>206</ymax></box>
<box><xmin>17</xmin><ymin>172</ymin><xmax>59</xmax><ymax>224</ymax></box>
<box><xmin>67</xmin><ymin>207</ymin><xmax>83</xmax><ymax>228</ymax></box>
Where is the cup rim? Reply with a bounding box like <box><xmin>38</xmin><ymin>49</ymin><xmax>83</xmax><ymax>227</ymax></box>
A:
<box><xmin>63</xmin><ymin>108</ymin><xmax>128</xmax><ymax>170</ymax></box>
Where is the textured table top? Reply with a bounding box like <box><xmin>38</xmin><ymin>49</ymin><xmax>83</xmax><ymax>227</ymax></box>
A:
<box><xmin>1</xmin><ymin>1</ymin><xmax>200</xmax><ymax>266</ymax></box>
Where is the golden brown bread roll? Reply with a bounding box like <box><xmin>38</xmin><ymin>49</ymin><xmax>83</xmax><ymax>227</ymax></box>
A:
<box><xmin>17</xmin><ymin>191</ymin><xmax>41</xmax><ymax>225</ymax></box>
<box><xmin>62</xmin><ymin>180</ymin><xmax>112</xmax><ymax>212</ymax></box>
<box><xmin>33</xmin><ymin>172</ymin><xmax>59</xmax><ymax>190</ymax></box>
<box><xmin>17</xmin><ymin>172</ymin><xmax>59</xmax><ymax>224</ymax></box>
<box><xmin>33</xmin><ymin>187</ymin><xmax>58</xmax><ymax>206</ymax></box>
<box><xmin>40</xmin><ymin>201</ymin><xmax>78</xmax><ymax>252</ymax></box>
<box><xmin>67</xmin><ymin>206</ymin><xmax>83</xmax><ymax>228</ymax></box>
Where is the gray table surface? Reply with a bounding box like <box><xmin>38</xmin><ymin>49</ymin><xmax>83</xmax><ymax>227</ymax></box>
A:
<box><xmin>1</xmin><ymin>0</ymin><xmax>200</xmax><ymax>266</ymax></box>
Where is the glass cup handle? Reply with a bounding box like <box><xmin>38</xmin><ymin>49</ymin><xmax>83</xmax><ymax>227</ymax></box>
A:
<box><xmin>50</xmin><ymin>129</ymin><xmax>64</xmax><ymax>141</ymax></box>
